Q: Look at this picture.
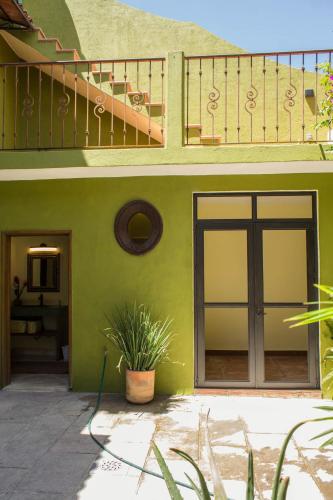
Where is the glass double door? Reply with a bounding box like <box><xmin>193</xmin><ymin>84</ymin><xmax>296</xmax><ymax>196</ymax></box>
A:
<box><xmin>196</xmin><ymin>221</ymin><xmax>319</xmax><ymax>388</ymax></box>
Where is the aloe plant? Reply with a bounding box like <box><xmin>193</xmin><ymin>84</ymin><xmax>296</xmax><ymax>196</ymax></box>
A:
<box><xmin>284</xmin><ymin>284</ymin><xmax>333</xmax><ymax>392</ymax></box>
<box><xmin>153</xmin><ymin>407</ymin><xmax>333</xmax><ymax>500</ymax></box>
<box><xmin>103</xmin><ymin>303</ymin><xmax>173</xmax><ymax>371</ymax></box>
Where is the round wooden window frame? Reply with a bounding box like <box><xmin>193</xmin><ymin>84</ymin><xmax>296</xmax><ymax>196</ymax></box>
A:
<box><xmin>114</xmin><ymin>200</ymin><xmax>163</xmax><ymax>255</ymax></box>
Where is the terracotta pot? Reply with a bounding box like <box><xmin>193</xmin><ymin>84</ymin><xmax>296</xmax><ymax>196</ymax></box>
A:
<box><xmin>126</xmin><ymin>369</ymin><xmax>155</xmax><ymax>404</ymax></box>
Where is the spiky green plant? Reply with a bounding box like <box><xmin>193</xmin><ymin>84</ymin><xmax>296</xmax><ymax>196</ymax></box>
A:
<box><xmin>103</xmin><ymin>303</ymin><xmax>173</xmax><ymax>371</ymax></box>
<box><xmin>153</xmin><ymin>407</ymin><xmax>333</xmax><ymax>500</ymax></box>
<box><xmin>284</xmin><ymin>284</ymin><xmax>333</xmax><ymax>392</ymax></box>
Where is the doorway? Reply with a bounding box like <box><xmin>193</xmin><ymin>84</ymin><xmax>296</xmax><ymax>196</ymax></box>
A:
<box><xmin>194</xmin><ymin>192</ymin><xmax>319</xmax><ymax>389</ymax></box>
<box><xmin>1</xmin><ymin>231</ymin><xmax>71</xmax><ymax>390</ymax></box>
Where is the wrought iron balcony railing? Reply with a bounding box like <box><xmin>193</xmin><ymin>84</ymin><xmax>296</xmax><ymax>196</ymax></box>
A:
<box><xmin>184</xmin><ymin>49</ymin><xmax>333</xmax><ymax>146</ymax></box>
<box><xmin>0</xmin><ymin>57</ymin><xmax>165</xmax><ymax>150</ymax></box>
<box><xmin>0</xmin><ymin>50</ymin><xmax>332</xmax><ymax>151</ymax></box>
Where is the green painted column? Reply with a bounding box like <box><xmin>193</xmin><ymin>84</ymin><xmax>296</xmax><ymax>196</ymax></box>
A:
<box><xmin>166</xmin><ymin>51</ymin><xmax>184</xmax><ymax>150</ymax></box>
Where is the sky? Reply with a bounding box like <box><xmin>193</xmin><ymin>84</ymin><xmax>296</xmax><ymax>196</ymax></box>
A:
<box><xmin>123</xmin><ymin>0</ymin><xmax>333</xmax><ymax>53</ymax></box>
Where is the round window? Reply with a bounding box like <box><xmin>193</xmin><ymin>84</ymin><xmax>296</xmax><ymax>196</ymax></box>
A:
<box><xmin>114</xmin><ymin>200</ymin><xmax>163</xmax><ymax>255</ymax></box>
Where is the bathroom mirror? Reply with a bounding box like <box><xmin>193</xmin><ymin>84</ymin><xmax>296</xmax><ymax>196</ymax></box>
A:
<box><xmin>27</xmin><ymin>253</ymin><xmax>60</xmax><ymax>292</ymax></box>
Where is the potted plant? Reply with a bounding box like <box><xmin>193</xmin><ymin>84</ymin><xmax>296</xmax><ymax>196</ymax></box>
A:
<box><xmin>12</xmin><ymin>276</ymin><xmax>27</xmax><ymax>306</ymax></box>
<box><xmin>104</xmin><ymin>303</ymin><xmax>173</xmax><ymax>404</ymax></box>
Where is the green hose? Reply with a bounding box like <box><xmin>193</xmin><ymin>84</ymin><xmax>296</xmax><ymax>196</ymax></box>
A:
<box><xmin>88</xmin><ymin>350</ymin><xmax>203</xmax><ymax>493</ymax></box>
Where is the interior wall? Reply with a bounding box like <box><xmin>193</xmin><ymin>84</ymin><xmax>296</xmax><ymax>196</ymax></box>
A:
<box><xmin>10</xmin><ymin>235</ymin><xmax>68</xmax><ymax>306</ymax></box>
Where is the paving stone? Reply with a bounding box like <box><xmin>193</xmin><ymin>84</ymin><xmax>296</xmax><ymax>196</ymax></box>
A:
<box><xmin>0</xmin><ymin>431</ymin><xmax>58</xmax><ymax>468</ymax></box>
<box><xmin>152</xmin><ymin>429</ymin><xmax>199</xmax><ymax>460</ymax></box>
<box><xmin>42</xmin><ymin>397</ymin><xmax>91</xmax><ymax>416</ymax></box>
<box><xmin>247</xmin><ymin>432</ymin><xmax>300</xmax><ymax>462</ymax></box>
<box><xmin>0</xmin><ymin>494</ymin><xmax>12</xmax><ymax>500</ymax></box>
<box><xmin>300</xmin><ymin>449</ymin><xmax>333</xmax><ymax>498</ymax></box>
<box><xmin>9</xmin><ymin>492</ymin><xmax>67</xmax><ymax>500</ymax></box>
<box><xmin>239</xmin><ymin>397</ymin><xmax>325</xmax><ymax>433</ymax></box>
<box><xmin>15</xmin><ymin>452</ymin><xmax>96</xmax><ymax>495</ymax></box>
<box><xmin>0</xmin><ymin>398</ymin><xmax>19</xmax><ymax>418</ymax></box>
<box><xmin>200</xmin><ymin>445</ymin><xmax>248</xmax><ymax>482</ymax></box>
<box><xmin>0</xmin><ymin>401</ymin><xmax>53</xmax><ymax>422</ymax></box>
<box><xmin>204</xmin><ymin>417</ymin><xmax>247</xmax><ymax>448</ymax></box>
<box><xmin>157</xmin><ymin>411</ymin><xmax>200</xmax><ymax>432</ymax></box>
<box><xmin>137</xmin><ymin>458</ymin><xmax>198</xmax><ymax>500</ymax></box>
<box><xmin>72</xmin><ymin>409</ymin><xmax>119</xmax><ymax>435</ymax></box>
<box><xmin>0</xmin><ymin>467</ymin><xmax>28</xmax><ymax>493</ymax></box>
<box><xmin>222</xmin><ymin>480</ymin><xmax>248</xmax><ymax>500</ymax></box>
<box><xmin>100</xmin><ymin>441</ymin><xmax>151</xmax><ymax>477</ymax></box>
<box><xmin>0</xmin><ymin>413</ymin><xmax>80</xmax><ymax>467</ymax></box>
<box><xmin>261</xmin><ymin>463</ymin><xmax>324</xmax><ymax>500</ymax></box>
<box><xmin>106</xmin><ymin>420</ymin><xmax>155</xmax><ymax>444</ymax></box>
<box><xmin>76</xmin><ymin>473</ymin><xmax>139</xmax><ymax>499</ymax></box>
<box><xmin>293</xmin><ymin>419</ymin><xmax>333</xmax><ymax>449</ymax></box>
<box><xmin>50</xmin><ymin>427</ymin><xmax>107</xmax><ymax>454</ymax></box>
<box><xmin>31</xmin><ymin>413</ymin><xmax>78</xmax><ymax>433</ymax></box>
<box><xmin>0</xmin><ymin>422</ymin><xmax>28</xmax><ymax>445</ymax></box>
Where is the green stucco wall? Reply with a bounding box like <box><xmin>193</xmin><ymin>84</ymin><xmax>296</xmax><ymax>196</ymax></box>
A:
<box><xmin>1</xmin><ymin>173</ymin><xmax>333</xmax><ymax>396</ymax></box>
<box><xmin>23</xmin><ymin>0</ymin><xmax>241</xmax><ymax>60</ymax></box>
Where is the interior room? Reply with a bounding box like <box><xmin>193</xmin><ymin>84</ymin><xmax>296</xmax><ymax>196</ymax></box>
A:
<box><xmin>7</xmin><ymin>234</ymin><xmax>70</xmax><ymax>385</ymax></box>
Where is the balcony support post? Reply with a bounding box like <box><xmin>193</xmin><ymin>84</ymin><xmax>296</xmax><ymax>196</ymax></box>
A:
<box><xmin>166</xmin><ymin>51</ymin><xmax>184</xmax><ymax>150</ymax></box>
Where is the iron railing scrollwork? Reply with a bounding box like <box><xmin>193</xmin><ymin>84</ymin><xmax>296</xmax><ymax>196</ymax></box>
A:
<box><xmin>185</xmin><ymin>49</ymin><xmax>333</xmax><ymax>146</ymax></box>
<box><xmin>0</xmin><ymin>56</ymin><xmax>165</xmax><ymax>150</ymax></box>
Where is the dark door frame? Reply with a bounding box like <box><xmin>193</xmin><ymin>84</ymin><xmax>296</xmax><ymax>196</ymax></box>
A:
<box><xmin>0</xmin><ymin>230</ymin><xmax>72</xmax><ymax>389</ymax></box>
<box><xmin>194</xmin><ymin>191</ymin><xmax>319</xmax><ymax>389</ymax></box>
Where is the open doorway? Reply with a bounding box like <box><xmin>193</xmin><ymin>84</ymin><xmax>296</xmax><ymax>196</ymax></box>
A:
<box><xmin>1</xmin><ymin>231</ymin><xmax>71</xmax><ymax>391</ymax></box>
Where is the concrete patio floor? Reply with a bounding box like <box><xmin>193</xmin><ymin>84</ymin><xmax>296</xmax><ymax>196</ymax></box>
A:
<box><xmin>0</xmin><ymin>387</ymin><xmax>332</xmax><ymax>499</ymax></box>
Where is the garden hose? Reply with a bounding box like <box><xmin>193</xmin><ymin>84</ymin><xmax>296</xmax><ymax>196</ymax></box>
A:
<box><xmin>87</xmin><ymin>350</ymin><xmax>211</xmax><ymax>494</ymax></box>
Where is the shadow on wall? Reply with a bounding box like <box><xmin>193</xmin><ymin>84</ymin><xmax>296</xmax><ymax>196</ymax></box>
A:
<box><xmin>23</xmin><ymin>0</ymin><xmax>84</xmax><ymax>59</ymax></box>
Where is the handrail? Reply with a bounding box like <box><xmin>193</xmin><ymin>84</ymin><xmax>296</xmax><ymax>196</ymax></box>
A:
<box><xmin>0</xmin><ymin>56</ymin><xmax>166</xmax><ymax>67</ymax></box>
<box><xmin>185</xmin><ymin>48</ymin><xmax>333</xmax><ymax>60</ymax></box>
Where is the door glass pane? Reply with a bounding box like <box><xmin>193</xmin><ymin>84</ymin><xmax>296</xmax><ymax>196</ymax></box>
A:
<box><xmin>264</xmin><ymin>307</ymin><xmax>308</xmax><ymax>382</ymax></box>
<box><xmin>263</xmin><ymin>230</ymin><xmax>308</xmax><ymax>303</ymax></box>
<box><xmin>204</xmin><ymin>230</ymin><xmax>248</xmax><ymax>302</ymax></box>
<box><xmin>198</xmin><ymin>196</ymin><xmax>252</xmax><ymax>219</ymax></box>
<box><xmin>257</xmin><ymin>195</ymin><xmax>312</xmax><ymax>219</ymax></box>
<box><xmin>205</xmin><ymin>307</ymin><xmax>249</xmax><ymax>381</ymax></box>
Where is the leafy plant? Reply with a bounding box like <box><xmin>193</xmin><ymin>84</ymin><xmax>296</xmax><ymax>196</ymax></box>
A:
<box><xmin>153</xmin><ymin>407</ymin><xmax>333</xmax><ymax>500</ymax></box>
<box><xmin>284</xmin><ymin>284</ymin><xmax>333</xmax><ymax>393</ymax></box>
<box><xmin>103</xmin><ymin>303</ymin><xmax>173</xmax><ymax>371</ymax></box>
<box><xmin>316</xmin><ymin>62</ymin><xmax>333</xmax><ymax>132</ymax></box>
<box><xmin>12</xmin><ymin>275</ymin><xmax>27</xmax><ymax>304</ymax></box>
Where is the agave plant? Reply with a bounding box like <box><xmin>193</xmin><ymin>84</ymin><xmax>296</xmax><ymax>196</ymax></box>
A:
<box><xmin>103</xmin><ymin>303</ymin><xmax>173</xmax><ymax>371</ymax></box>
<box><xmin>284</xmin><ymin>284</ymin><xmax>333</xmax><ymax>393</ymax></box>
<box><xmin>153</xmin><ymin>407</ymin><xmax>333</xmax><ymax>500</ymax></box>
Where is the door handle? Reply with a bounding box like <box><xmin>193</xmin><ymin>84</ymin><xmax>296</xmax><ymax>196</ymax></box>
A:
<box><xmin>256</xmin><ymin>308</ymin><xmax>266</xmax><ymax>316</ymax></box>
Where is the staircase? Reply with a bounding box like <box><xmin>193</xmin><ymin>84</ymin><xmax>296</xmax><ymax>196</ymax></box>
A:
<box><xmin>185</xmin><ymin>124</ymin><xmax>222</xmax><ymax>145</ymax></box>
<box><xmin>0</xmin><ymin>27</ymin><xmax>165</xmax><ymax>145</ymax></box>
<box><xmin>91</xmin><ymin>66</ymin><xmax>165</xmax><ymax>116</ymax></box>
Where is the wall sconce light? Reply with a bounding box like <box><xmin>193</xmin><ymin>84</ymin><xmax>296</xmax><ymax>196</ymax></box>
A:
<box><xmin>305</xmin><ymin>89</ymin><xmax>315</xmax><ymax>98</ymax></box>
<box><xmin>28</xmin><ymin>243</ymin><xmax>59</xmax><ymax>254</ymax></box>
